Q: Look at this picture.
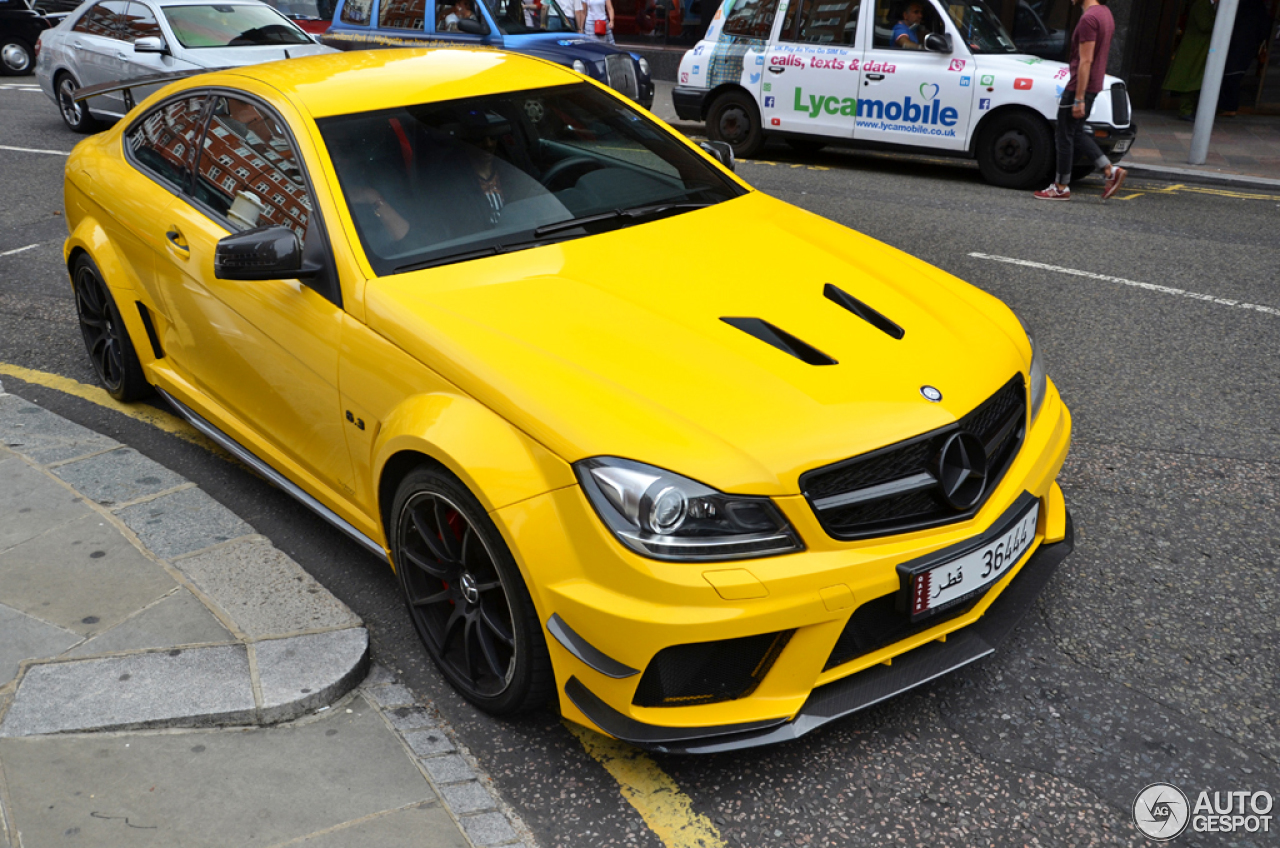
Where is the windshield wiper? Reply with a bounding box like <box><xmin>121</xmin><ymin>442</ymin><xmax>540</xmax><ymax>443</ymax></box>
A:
<box><xmin>533</xmin><ymin>202</ymin><xmax>710</xmax><ymax>238</ymax></box>
<box><xmin>392</xmin><ymin>235</ymin><xmax>573</xmax><ymax>274</ymax></box>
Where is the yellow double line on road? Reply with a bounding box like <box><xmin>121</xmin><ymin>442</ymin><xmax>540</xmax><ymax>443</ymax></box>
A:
<box><xmin>0</xmin><ymin>360</ymin><xmax>724</xmax><ymax>848</ymax></box>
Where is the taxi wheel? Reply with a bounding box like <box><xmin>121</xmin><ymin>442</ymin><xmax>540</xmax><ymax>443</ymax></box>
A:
<box><xmin>391</xmin><ymin>467</ymin><xmax>554</xmax><ymax>716</ymax></box>
<box><xmin>1</xmin><ymin>37</ymin><xmax>33</xmax><ymax>76</ymax></box>
<box><xmin>976</xmin><ymin>111</ymin><xmax>1053</xmax><ymax>190</ymax></box>
<box><xmin>707</xmin><ymin>91</ymin><xmax>764</xmax><ymax>159</ymax></box>
<box><xmin>57</xmin><ymin>73</ymin><xmax>102</xmax><ymax>134</ymax></box>
<box><xmin>72</xmin><ymin>255</ymin><xmax>150</xmax><ymax>402</ymax></box>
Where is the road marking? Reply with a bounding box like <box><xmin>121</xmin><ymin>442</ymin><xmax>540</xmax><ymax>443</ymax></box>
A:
<box><xmin>1117</xmin><ymin>192</ymin><xmax>1145</xmax><ymax>200</ymax></box>
<box><xmin>0</xmin><ymin>144</ymin><xmax>71</xmax><ymax>156</ymax></box>
<box><xmin>0</xmin><ymin>363</ymin><xmax>228</xmax><ymax>456</ymax></box>
<box><xmin>566</xmin><ymin>722</ymin><xmax>727</xmax><ymax>848</ymax></box>
<box><xmin>1</xmin><ymin>244</ymin><xmax>40</xmax><ymax>257</ymax></box>
<box><xmin>968</xmin><ymin>253</ymin><xmax>1280</xmax><ymax>318</ymax></box>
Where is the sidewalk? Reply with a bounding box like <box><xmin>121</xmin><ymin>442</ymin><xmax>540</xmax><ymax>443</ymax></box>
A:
<box><xmin>0</xmin><ymin>383</ymin><xmax>529</xmax><ymax>848</ymax></box>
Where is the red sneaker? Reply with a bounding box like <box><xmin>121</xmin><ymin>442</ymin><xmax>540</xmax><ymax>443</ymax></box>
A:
<box><xmin>1102</xmin><ymin>166</ymin><xmax>1128</xmax><ymax>200</ymax></box>
<box><xmin>1034</xmin><ymin>183</ymin><xmax>1070</xmax><ymax>200</ymax></box>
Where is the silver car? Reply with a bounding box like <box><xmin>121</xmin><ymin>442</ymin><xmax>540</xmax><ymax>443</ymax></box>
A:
<box><xmin>36</xmin><ymin>0</ymin><xmax>333</xmax><ymax>132</ymax></box>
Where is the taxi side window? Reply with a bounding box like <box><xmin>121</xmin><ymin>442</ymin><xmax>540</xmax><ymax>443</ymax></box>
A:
<box><xmin>72</xmin><ymin>0</ymin><xmax>130</xmax><ymax>39</ymax></box>
<box><xmin>121</xmin><ymin>1</ymin><xmax>162</xmax><ymax>40</ymax></box>
<box><xmin>194</xmin><ymin>97</ymin><xmax>313</xmax><ymax>243</ymax></box>
<box><xmin>339</xmin><ymin>0</ymin><xmax>372</xmax><ymax>24</ymax></box>
<box><xmin>875</xmin><ymin>0</ymin><xmax>938</xmax><ymax>47</ymax></box>
<box><xmin>781</xmin><ymin>0</ymin><xmax>859</xmax><ymax>44</ymax></box>
<box><xmin>379</xmin><ymin>0</ymin><xmax>427</xmax><ymax>28</ymax></box>
<box><xmin>125</xmin><ymin>95</ymin><xmax>210</xmax><ymax>191</ymax></box>
<box><xmin>721</xmin><ymin>0</ymin><xmax>781</xmax><ymax>39</ymax></box>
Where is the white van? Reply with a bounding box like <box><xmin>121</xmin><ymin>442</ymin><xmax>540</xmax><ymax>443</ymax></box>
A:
<box><xmin>672</xmin><ymin>0</ymin><xmax>1135</xmax><ymax>188</ymax></box>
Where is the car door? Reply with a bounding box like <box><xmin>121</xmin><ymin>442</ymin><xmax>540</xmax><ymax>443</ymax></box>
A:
<box><xmin>67</xmin><ymin>0</ymin><xmax>131</xmax><ymax>114</ymax></box>
<box><xmin>760</xmin><ymin>0</ymin><xmax>863</xmax><ymax>139</ymax></box>
<box><xmin>152</xmin><ymin>91</ymin><xmax>355</xmax><ymax>497</ymax></box>
<box><xmin>852</xmin><ymin>0</ymin><xmax>972</xmax><ymax>151</ymax></box>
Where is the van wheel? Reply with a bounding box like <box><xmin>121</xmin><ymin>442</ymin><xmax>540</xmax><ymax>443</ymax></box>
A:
<box><xmin>976</xmin><ymin>111</ymin><xmax>1053</xmax><ymax>190</ymax></box>
<box><xmin>707</xmin><ymin>91</ymin><xmax>764</xmax><ymax>160</ymax></box>
<box><xmin>57</xmin><ymin>73</ymin><xmax>102</xmax><ymax>134</ymax></box>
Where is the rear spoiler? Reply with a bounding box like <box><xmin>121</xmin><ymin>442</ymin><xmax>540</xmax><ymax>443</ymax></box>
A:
<box><xmin>73</xmin><ymin>68</ymin><xmax>231</xmax><ymax>109</ymax></box>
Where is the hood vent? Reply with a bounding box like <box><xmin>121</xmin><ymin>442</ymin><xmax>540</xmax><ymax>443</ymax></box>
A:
<box><xmin>721</xmin><ymin>317</ymin><xmax>838</xmax><ymax>366</ymax></box>
<box><xmin>824</xmin><ymin>284</ymin><xmax>904</xmax><ymax>340</ymax></box>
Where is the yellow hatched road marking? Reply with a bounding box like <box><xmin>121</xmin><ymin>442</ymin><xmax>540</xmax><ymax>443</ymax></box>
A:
<box><xmin>566</xmin><ymin>722</ymin><xmax>727</xmax><ymax>848</ymax></box>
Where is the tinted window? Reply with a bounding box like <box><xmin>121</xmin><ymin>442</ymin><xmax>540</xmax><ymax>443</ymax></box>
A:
<box><xmin>72</xmin><ymin>0</ymin><xmax>130</xmax><ymax>38</ymax></box>
<box><xmin>783</xmin><ymin>0</ymin><xmax>858</xmax><ymax>43</ymax></box>
<box><xmin>121</xmin><ymin>0</ymin><xmax>162</xmax><ymax>39</ymax></box>
<box><xmin>339</xmin><ymin>0</ymin><xmax>372</xmax><ymax>24</ymax></box>
<box><xmin>126</xmin><ymin>95</ymin><xmax>210</xmax><ymax>190</ymax></box>
<box><xmin>194</xmin><ymin>96</ymin><xmax>312</xmax><ymax>241</ymax></box>
<box><xmin>162</xmin><ymin>3</ymin><xmax>312</xmax><ymax>46</ymax></box>
<box><xmin>721</xmin><ymin>0</ymin><xmax>779</xmax><ymax>39</ymax></box>
<box><xmin>379</xmin><ymin>0</ymin><xmax>426</xmax><ymax>28</ymax></box>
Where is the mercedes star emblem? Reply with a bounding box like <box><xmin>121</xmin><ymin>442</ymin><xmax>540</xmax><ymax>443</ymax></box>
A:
<box><xmin>937</xmin><ymin>431</ymin><xmax>989</xmax><ymax>510</ymax></box>
<box><xmin>921</xmin><ymin>386</ymin><xmax>943</xmax><ymax>402</ymax></box>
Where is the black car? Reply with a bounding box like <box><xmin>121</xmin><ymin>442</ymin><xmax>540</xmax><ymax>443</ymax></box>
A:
<box><xmin>1</xmin><ymin>0</ymin><xmax>58</xmax><ymax>75</ymax></box>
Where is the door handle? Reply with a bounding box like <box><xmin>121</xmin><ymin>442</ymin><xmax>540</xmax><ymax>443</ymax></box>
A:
<box><xmin>165</xmin><ymin>228</ymin><xmax>190</xmax><ymax>257</ymax></box>
<box><xmin>767</xmin><ymin>65</ymin><xmax>784</xmax><ymax>74</ymax></box>
<box><xmin>866</xmin><ymin>73</ymin><xmax>885</xmax><ymax>81</ymax></box>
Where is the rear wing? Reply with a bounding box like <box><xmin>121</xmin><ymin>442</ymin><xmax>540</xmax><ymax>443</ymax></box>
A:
<box><xmin>72</xmin><ymin>68</ymin><xmax>230</xmax><ymax>110</ymax></box>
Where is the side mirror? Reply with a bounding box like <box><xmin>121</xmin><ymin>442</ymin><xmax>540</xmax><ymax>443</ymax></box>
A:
<box><xmin>923</xmin><ymin>32</ymin><xmax>951</xmax><ymax>53</ymax></box>
<box><xmin>700</xmin><ymin>140</ymin><xmax>736</xmax><ymax>172</ymax></box>
<box><xmin>457</xmin><ymin>17</ymin><xmax>486</xmax><ymax>34</ymax></box>
<box><xmin>133</xmin><ymin>35</ymin><xmax>168</xmax><ymax>53</ymax></box>
<box><xmin>214</xmin><ymin>225</ymin><xmax>317</xmax><ymax>281</ymax></box>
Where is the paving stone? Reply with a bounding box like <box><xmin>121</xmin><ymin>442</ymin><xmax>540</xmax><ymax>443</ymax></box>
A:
<box><xmin>114</xmin><ymin>487</ymin><xmax>254</xmax><ymax>560</ymax></box>
<box><xmin>289</xmin><ymin>801</ymin><xmax>469</xmax><ymax>848</ymax></box>
<box><xmin>367</xmin><ymin>684</ymin><xmax>416</xmax><ymax>708</ymax></box>
<box><xmin>404</xmin><ymin>728</ymin><xmax>456</xmax><ymax>757</ymax></box>
<box><xmin>0</xmin><ymin>705</ymin><xmax>435</xmax><ymax>848</ymax></box>
<box><xmin>0</xmin><ymin>511</ymin><xmax>178</xmax><ymax>636</ymax></box>
<box><xmin>422</xmin><ymin>754</ymin><xmax>477</xmax><ymax>785</ymax></box>
<box><xmin>0</xmin><ymin>603</ymin><xmax>81</xmax><ymax>688</ymax></box>
<box><xmin>66</xmin><ymin>588</ymin><xmax>234</xmax><ymax>658</ymax></box>
<box><xmin>385</xmin><ymin>705</ymin><xmax>438</xmax><ymax>733</ymax></box>
<box><xmin>255</xmin><ymin>628</ymin><xmax>369</xmax><ymax>720</ymax></box>
<box><xmin>461</xmin><ymin>812</ymin><xmax>517</xmax><ymax>846</ymax></box>
<box><xmin>441</xmin><ymin>781</ymin><xmax>497</xmax><ymax>814</ymax></box>
<box><xmin>0</xmin><ymin>453</ymin><xmax>91</xmax><ymax>551</ymax></box>
<box><xmin>0</xmin><ymin>396</ymin><xmax>116</xmax><ymax>465</ymax></box>
<box><xmin>364</xmin><ymin>663</ymin><xmax>398</xmax><ymax>687</ymax></box>
<box><xmin>1</xmin><ymin>646</ymin><xmax>255</xmax><ymax>736</ymax></box>
<box><xmin>52</xmin><ymin>447</ymin><xmax>187</xmax><ymax>506</ymax></box>
<box><xmin>175</xmin><ymin>537</ymin><xmax>360</xmax><ymax>638</ymax></box>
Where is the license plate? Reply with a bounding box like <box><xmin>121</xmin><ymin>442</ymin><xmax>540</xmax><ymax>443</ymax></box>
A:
<box><xmin>1113</xmin><ymin>139</ymin><xmax>1131</xmax><ymax>153</ymax></box>
<box><xmin>902</xmin><ymin>500</ymin><xmax>1040</xmax><ymax>622</ymax></box>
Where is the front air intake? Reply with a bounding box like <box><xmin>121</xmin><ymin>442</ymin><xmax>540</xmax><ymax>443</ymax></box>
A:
<box><xmin>633</xmin><ymin>631</ymin><xmax>793</xmax><ymax>707</ymax></box>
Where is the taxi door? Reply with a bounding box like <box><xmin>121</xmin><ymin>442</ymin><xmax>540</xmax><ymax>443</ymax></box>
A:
<box><xmin>760</xmin><ymin>0</ymin><xmax>864</xmax><ymax>139</ymax></box>
<box><xmin>852</xmin><ymin>0</ymin><xmax>972</xmax><ymax>151</ymax></box>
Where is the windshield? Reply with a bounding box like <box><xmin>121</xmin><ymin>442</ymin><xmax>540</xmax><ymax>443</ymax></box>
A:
<box><xmin>318</xmin><ymin>84</ymin><xmax>745</xmax><ymax>276</ymax></box>
<box><xmin>943</xmin><ymin>0</ymin><xmax>1017</xmax><ymax>53</ymax></box>
<box><xmin>162</xmin><ymin>4</ymin><xmax>313</xmax><ymax>46</ymax></box>
<box><xmin>477</xmin><ymin>0</ymin><xmax>572</xmax><ymax>34</ymax></box>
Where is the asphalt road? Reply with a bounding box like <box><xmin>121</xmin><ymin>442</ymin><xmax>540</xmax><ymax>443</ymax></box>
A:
<box><xmin>2</xmin><ymin>79</ymin><xmax>1279</xmax><ymax>848</ymax></box>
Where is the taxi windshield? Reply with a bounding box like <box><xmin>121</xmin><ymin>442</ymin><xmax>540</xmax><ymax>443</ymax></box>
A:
<box><xmin>944</xmin><ymin>0</ymin><xmax>1017</xmax><ymax>53</ymax></box>
<box><xmin>162</xmin><ymin>3</ymin><xmax>314</xmax><ymax>46</ymax></box>
<box><xmin>479</xmin><ymin>0</ymin><xmax>573</xmax><ymax>34</ymax></box>
<box><xmin>319</xmin><ymin>84</ymin><xmax>745</xmax><ymax>276</ymax></box>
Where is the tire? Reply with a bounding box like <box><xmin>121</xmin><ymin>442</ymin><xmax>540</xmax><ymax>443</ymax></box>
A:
<box><xmin>72</xmin><ymin>254</ymin><xmax>151</xmax><ymax>402</ymax></box>
<box><xmin>56</xmin><ymin>73</ymin><xmax>102</xmax><ymax>134</ymax></box>
<box><xmin>391</xmin><ymin>466</ymin><xmax>553</xmax><ymax>715</ymax></box>
<box><xmin>785</xmin><ymin>138</ymin><xmax>826</xmax><ymax>156</ymax></box>
<box><xmin>1</xmin><ymin>38</ymin><xmax>34</xmax><ymax>76</ymax></box>
<box><xmin>706</xmin><ymin>91</ymin><xmax>764</xmax><ymax>160</ymax></box>
<box><xmin>1070</xmin><ymin>163</ymin><xmax>1097</xmax><ymax>183</ymax></box>
<box><xmin>976</xmin><ymin>111</ymin><xmax>1053</xmax><ymax>190</ymax></box>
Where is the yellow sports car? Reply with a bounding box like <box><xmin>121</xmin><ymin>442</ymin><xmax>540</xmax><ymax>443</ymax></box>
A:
<box><xmin>65</xmin><ymin>48</ymin><xmax>1072</xmax><ymax>753</ymax></box>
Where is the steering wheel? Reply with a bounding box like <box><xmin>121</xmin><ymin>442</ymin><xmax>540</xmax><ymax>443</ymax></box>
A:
<box><xmin>540</xmin><ymin>156</ymin><xmax>603</xmax><ymax>191</ymax></box>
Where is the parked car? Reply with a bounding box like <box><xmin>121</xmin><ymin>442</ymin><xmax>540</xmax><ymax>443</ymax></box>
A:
<box><xmin>64</xmin><ymin>47</ymin><xmax>1072</xmax><ymax>752</ymax></box>
<box><xmin>256</xmin><ymin>0</ymin><xmax>332</xmax><ymax>34</ymax></box>
<box><xmin>322</xmin><ymin>0</ymin><xmax>654</xmax><ymax>109</ymax></box>
<box><xmin>36</xmin><ymin>0</ymin><xmax>334</xmax><ymax>131</ymax></box>
<box><xmin>1</xmin><ymin>0</ymin><xmax>58</xmax><ymax>75</ymax></box>
<box><xmin>673</xmin><ymin>0</ymin><xmax>1134</xmax><ymax>188</ymax></box>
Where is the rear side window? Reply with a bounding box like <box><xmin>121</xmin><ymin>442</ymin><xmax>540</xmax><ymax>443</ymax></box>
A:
<box><xmin>339</xmin><ymin>0</ymin><xmax>372</xmax><ymax>24</ymax></box>
<box><xmin>125</xmin><ymin>95</ymin><xmax>210</xmax><ymax>190</ymax></box>
<box><xmin>782</xmin><ymin>0</ymin><xmax>859</xmax><ymax>44</ymax></box>
<box><xmin>72</xmin><ymin>0</ymin><xmax>130</xmax><ymax>38</ymax></box>
<box><xmin>720</xmin><ymin>0</ymin><xmax>780</xmax><ymax>39</ymax></box>
<box><xmin>379</xmin><ymin>0</ymin><xmax>426</xmax><ymax>29</ymax></box>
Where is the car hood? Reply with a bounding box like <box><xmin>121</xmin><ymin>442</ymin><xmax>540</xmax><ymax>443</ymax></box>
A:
<box><xmin>363</xmin><ymin>192</ymin><xmax>1029</xmax><ymax>494</ymax></box>
<box><xmin>506</xmin><ymin>33</ymin><xmax>641</xmax><ymax>66</ymax></box>
<box><xmin>978</xmin><ymin>53</ymin><xmax>1123</xmax><ymax>90</ymax></box>
<box><xmin>182</xmin><ymin>41</ymin><xmax>335</xmax><ymax>67</ymax></box>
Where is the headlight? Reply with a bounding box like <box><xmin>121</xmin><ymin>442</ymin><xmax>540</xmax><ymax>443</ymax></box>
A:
<box><xmin>1019</xmin><ymin>317</ymin><xmax>1048</xmax><ymax>423</ymax></box>
<box><xmin>572</xmin><ymin>59</ymin><xmax>589</xmax><ymax>75</ymax></box>
<box><xmin>636</xmin><ymin>56</ymin><xmax>650</xmax><ymax>76</ymax></box>
<box><xmin>576</xmin><ymin>457</ymin><xmax>804</xmax><ymax>562</ymax></box>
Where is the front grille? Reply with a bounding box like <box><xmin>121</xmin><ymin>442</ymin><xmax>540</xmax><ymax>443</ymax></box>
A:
<box><xmin>604</xmin><ymin>54</ymin><xmax>639</xmax><ymax>101</ymax></box>
<box><xmin>633</xmin><ymin>631</ymin><xmax>793</xmax><ymax>707</ymax></box>
<box><xmin>802</xmin><ymin>375</ymin><xmax>1026</xmax><ymax>540</ymax></box>
<box><xmin>1110</xmin><ymin>83</ymin><xmax>1130</xmax><ymax>126</ymax></box>
<box><xmin>824</xmin><ymin>591</ymin><xmax>980</xmax><ymax>671</ymax></box>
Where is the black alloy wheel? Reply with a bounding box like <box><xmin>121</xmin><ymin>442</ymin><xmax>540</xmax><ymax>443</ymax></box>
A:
<box><xmin>73</xmin><ymin>255</ymin><xmax>150</xmax><ymax>402</ymax></box>
<box><xmin>392</xmin><ymin>468</ymin><xmax>552</xmax><ymax>715</ymax></box>
<box><xmin>976</xmin><ymin>111</ymin><xmax>1053</xmax><ymax>190</ymax></box>
<box><xmin>57</xmin><ymin>74</ymin><xmax>101</xmax><ymax>133</ymax></box>
<box><xmin>706</xmin><ymin>91</ymin><xmax>764</xmax><ymax>160</ymax></box>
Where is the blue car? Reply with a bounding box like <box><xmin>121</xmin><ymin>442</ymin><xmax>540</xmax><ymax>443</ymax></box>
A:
<box><xmin>323</xmin><ymin>0</ymin><xmax>654</xmax><ymax>108</ymax></box>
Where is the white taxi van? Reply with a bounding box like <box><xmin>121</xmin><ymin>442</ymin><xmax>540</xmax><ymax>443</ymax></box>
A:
<box><xmin>672</xmin><ymin>0</ymin><xmax>1136</xmax><ymax>188</ymax></box>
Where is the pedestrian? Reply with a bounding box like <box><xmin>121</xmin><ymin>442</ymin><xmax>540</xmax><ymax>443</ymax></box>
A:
<box><xmin>577</xmin><ymin>0</ymin><xmax>614</xmax><ymax>41</ymax></box>
<box><xmin>1033</xmin><ymin>0</ymin><xmax>1127</xmax><ymax>201</ymax></box>
<box><xmin>1162</xmin><ymin>0</ymin><xmax>1216</xmax><ymax>120</ymax></box>
<box><xmin>1217</xmin><ymin>0</ymin><xmax>1271</xmax><ymax>115</ymax></box>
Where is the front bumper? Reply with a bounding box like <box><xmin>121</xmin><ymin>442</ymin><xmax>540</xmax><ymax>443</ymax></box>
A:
<box><xmin>1088</xmin><ymin>122</ymin><xmax>1138</xmax><ymax>164</ymax></box>
<box><xmin>672</xmin><ymin>85</ymin><xmax>707</xmax><ymax>121</ymax></box>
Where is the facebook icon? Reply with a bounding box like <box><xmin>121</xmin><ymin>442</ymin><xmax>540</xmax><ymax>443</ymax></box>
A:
<box><xmin>764</xmin><ymin>96</ymin><xmax>775</xmax><ymax>107</ymax></box>
<box><xmin>979</xmin><ymin>98</ymin><xmax>991</xmax><ymax>110</ymax></box>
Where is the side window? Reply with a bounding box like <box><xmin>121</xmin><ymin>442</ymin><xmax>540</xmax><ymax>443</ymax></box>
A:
<box><xmin>121</xmin><ymin>1</ymin><xmax>162</xmax><ymax>40</ymax></box>
<box><xmin>379</xmin><ymin>0</ymin><xmax>426</xmax><ymax>28</ymax></box>
<box><xmin>125</xmin><ymin>95</ymin><xmax>209</xmax><ymax>190</ymax></box>
<box><xmin>720</xmin><ymin>0</ymin><xmax>780</xmax><ymax>38</ymax></box>
<box><xmin>72</xmin><ymin>0</ymin><xmax>130</xmax><ymax>38</ymax></box>
<box><xmin>875</xmin><ymin>0</ymin><xmax>940</xmax><ymax>48</ymax></box>
<box><xmin>782</xmin><ymin>0</ymin><xmax>859</xmax><ymax>43</ymax></box>
<box><xmin>195</xmin><ymin>96</ymin><xmax>313</xmax><ymax>242</ymax></box>
<box><xmin>339</xmin><ymin>0</ymin><xmax>372</xmax><ymax>24</ymax></box>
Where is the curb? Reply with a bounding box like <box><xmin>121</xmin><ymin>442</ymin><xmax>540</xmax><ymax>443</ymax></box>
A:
<box><xmin>0</xmin><ymin>388</ymin><xmax>370</xmax><ymax>737</ymax></box>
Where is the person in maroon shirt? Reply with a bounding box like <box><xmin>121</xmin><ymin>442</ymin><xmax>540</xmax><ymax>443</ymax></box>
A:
<box><xmin>1033</xmin><ymin>0</ymin><xmax>1127</xmax><ymax>200</ymax></box>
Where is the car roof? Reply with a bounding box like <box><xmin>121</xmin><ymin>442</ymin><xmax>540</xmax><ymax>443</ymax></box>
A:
<box><xmin>208</xmin><ymin>48</ymin><xmax>579</xmax><ymax>119</ymax></box>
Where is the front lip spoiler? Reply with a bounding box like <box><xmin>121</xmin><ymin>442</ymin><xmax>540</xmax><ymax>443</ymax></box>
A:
<box><xmin>566</xmin><ymin>512</ymin><xmax>1074</xmax><ymax>754</ymax></box>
